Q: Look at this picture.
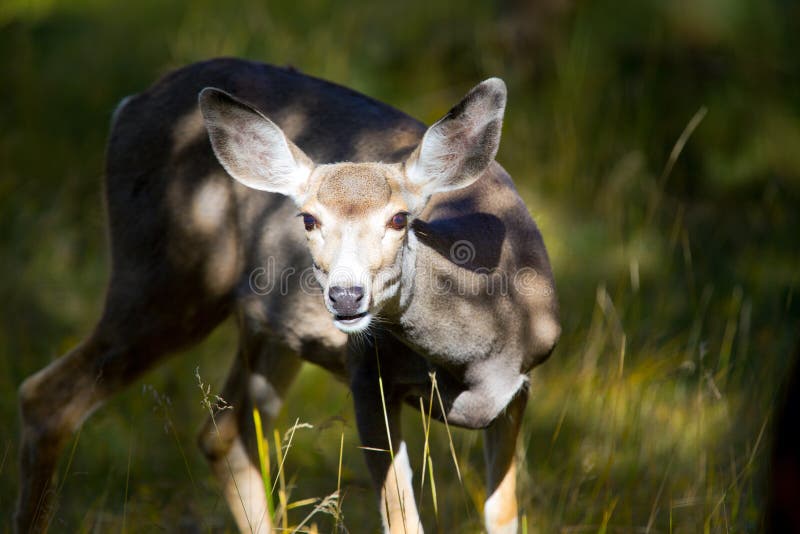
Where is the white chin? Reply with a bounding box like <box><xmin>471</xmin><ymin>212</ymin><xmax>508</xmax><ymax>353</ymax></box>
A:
<box><xmin>333</xmin><ymin>312</ymin><xmax>372</xmax><ymax>333</ymax></box>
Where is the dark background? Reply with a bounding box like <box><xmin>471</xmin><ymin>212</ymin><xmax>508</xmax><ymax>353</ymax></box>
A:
<box><xmin>1</xmin><ymin>0</ymin><xmax>798</xmax><ymax>531</ymax></box>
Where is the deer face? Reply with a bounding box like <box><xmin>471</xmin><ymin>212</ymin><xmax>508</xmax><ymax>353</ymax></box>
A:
<box><xmin>293</xmin><ymin>163</ymin><xmax>411</xmax><ymax>331</ymax></box>
<box><xmin>200</xmin><ymin>78</ymin><xmax>506</xmax><ymax>333</ymax></box>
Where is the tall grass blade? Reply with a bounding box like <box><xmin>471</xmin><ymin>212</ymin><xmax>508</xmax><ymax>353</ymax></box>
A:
<box><xmin>375</xmin><ymin>345</ymin><xmax>408</xmax><ymax>533</ymax></box>
<box><xmin>335</xmin><ymin>430</ymin><xmax>344</xmax><ymax>531</ymax></box>
<box><xmin>274</xmin><ymin>427</ymin><xmax>289</xmax><ymax>531</ymax></box>
<box><xmin>252</xmin><ymin>407</ymin><xmax>275</xmax><ymax>519</ymax></box>
<box><xmin>430</xmin><ymin>372</ymin><xmax>462</xmax><ymax>483</ymax></box>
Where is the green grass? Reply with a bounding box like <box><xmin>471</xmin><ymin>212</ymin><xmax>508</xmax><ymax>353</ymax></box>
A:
<box><xmin>1</xmin><ymin>0</ymin><xmax>799</xmax><ymax>532</ymax></box>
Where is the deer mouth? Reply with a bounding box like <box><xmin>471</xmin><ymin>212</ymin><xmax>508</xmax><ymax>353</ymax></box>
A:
<box><xmin>333</xmin><ymin>311</ymin><xmax>371</xmax><ymax>332</ymax></box>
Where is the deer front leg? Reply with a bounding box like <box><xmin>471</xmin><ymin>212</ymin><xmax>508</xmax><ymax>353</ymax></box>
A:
<box><xmin>350</xmin><ymin>357</ymin><xmax>423</xmax><ymax>534</ymax></box>
<box><xmin>483</xmin><ymin>388</ymin><xmax>527</xmax><ymax>534</ymax></box>
<box><xmin>198</xmin><ymin>357</ymin><xmax>271</xmax><ymax>534</ymax></box>
<box><xmin>432</xmin><ymin>358</ymin><xmax>528</xmax><ymax>430</ymax></box>
<box><xmin>198</xmin><ymin>328</ymin><xmax>303</xmax><ymax>534</ymax></box>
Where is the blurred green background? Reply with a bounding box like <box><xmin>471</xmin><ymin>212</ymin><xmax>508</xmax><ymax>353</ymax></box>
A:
<box><xmin>1</xmin><ymin>0</ymin><xmax>798</xmax><ymax>531</ymax></box>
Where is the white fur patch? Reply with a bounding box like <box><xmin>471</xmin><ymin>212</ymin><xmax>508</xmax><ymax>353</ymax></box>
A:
<box><xmin>380</xmin><ymin>442</ymin><xmax>423</xmax><ymax>534</ymax></box>
<box><xmin>484</xmin><ymin>487</ymin><xmax>518</xmax><ymax>534</ymax></box>
<box><xmin>326</xmin><ymin>228</ymin><xmax>370</xmax><ymax>306</ymax></box>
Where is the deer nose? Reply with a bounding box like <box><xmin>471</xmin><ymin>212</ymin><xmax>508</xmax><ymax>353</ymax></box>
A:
<box><xmin>328</xmin><ymin>285</ymin><xmax>365</xmax><ymax>316</ymax></box>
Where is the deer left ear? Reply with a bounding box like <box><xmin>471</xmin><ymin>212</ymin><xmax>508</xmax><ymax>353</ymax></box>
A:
<box><xmin>405</xmin><ymin>78</ymin><xmax>506</xmax><ymax>197</ymax></box>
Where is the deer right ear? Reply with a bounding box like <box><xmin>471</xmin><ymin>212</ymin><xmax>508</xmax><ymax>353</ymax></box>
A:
<box><xmin>199</xmin><ymin>88</ymin><xmax>313</xmax><ymax>202</ymax></box>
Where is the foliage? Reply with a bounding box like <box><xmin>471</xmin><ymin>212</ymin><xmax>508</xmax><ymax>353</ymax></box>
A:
<box><xmin>1</xmin><ymin>0</ymin><xmax>798</xmax><ymax>531</ymax></box>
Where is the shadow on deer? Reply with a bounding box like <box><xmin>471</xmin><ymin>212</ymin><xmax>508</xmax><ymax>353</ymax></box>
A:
<box><xmin>15</xmin><ymin>58</ymin><xmax>560</xmax><ymax>533</ymax></box>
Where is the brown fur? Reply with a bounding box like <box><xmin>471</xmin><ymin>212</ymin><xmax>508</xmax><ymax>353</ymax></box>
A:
<box><xmin>316</xmin><ymin>163</ymin><xmax>393</xmax><ymax>218</ymax></box>
<box><xmin>15</xmin><ymin>59</ymin><xmax>559</xmax><ymax>534</ymax></box>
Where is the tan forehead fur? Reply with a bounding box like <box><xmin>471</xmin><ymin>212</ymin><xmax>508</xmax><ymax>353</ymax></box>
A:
<box><xmin>313</xmin><ymin>163</ymin><xmax>403</xmax><ymax>218</ymax></box>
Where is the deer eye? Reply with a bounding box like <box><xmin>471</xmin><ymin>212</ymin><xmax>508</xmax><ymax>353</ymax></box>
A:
<box><xmin>388</xmin><ymin>212</ymin><xmax>408</xmax><ymax>231</ymax></box>
<box><xmin>300</xmin><ymin>213</ymin><xmax>318</xmax><ymax>231</ymax></box>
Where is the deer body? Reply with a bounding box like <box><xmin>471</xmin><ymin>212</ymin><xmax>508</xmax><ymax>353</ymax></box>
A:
<box><xmin>16</xmin><ymin>58</ymin><xmax>559</xmax><ymax>533</ymax></box>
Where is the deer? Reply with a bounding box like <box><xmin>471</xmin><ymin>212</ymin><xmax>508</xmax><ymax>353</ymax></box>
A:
<box><xmin>15</xmin><ymin>58</ymin><xmax>560</xmax><ymax>534</ymax></box>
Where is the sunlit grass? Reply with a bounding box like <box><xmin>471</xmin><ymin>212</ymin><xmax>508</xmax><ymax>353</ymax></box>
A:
<box><xmin>0</xmin><ymin>329</ymin><xmax>777</xmax><ymax>531</ymax></box>
<box><xmin>1</xmin><ymin>0</ymin><xmax>797</xmax><ymax>532</ymax></box>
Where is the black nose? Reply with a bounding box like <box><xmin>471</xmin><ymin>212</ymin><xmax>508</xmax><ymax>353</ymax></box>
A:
<box><xmin>328</xmin><ymin>285</ymin><xmax>365</xmax><ymax>316</ymax></box>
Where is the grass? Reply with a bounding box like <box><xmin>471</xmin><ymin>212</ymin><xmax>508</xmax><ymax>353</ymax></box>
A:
<box><xmin>1</xmin><ymin>0</ymin><xmax>799</xmax><ymax>532</ymax></box>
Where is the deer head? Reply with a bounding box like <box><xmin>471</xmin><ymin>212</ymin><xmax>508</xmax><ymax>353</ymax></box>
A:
<box><xmin>199</xmin><ymin>78</ymin><xmax>506</xmax><ymax>333</ymax></box>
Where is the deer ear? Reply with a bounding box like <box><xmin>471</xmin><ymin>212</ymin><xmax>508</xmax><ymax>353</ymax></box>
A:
<box><xmin>405</xmin><ymin>78</ymin><xmax>506</xmax><ymax>197</ymax></box>
<box><xmin>199</xmin><ymin>87</ymin><xmax>313</xmax><ymax>202</ymax></box>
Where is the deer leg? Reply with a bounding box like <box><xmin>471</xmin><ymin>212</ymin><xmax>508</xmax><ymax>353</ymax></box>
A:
<box><xmin>427</xmin><ymin>358</ymin><xmax>528</xmax><ymax>430</ymax></box>
<box><xmin>15</xmin><ymin>292</ymin><xmax>229</xmax><ymax>534</ymax></box>
<box><xmin>16</xmin><ymin>336</ymin><xmax>107</xmax><ymax>533</ymax></box>
<box><xmin>198</xmin><ymin>357</ymin><xmax>269</xmax><ymax>534</ymax></box>
<box><xmin>350</xmin><ymin>352</ymin><xmax>422</xmax><ymax>534</ymax></box>
<box><xmin>198</xmin><ymin>323</ymin><xmax>302</xmax><ymax>534</ymax></box>
<box><xmin>482</xmin><ymin>387</ymin><xmax>528</xmax><ymax>534</ymax></box>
